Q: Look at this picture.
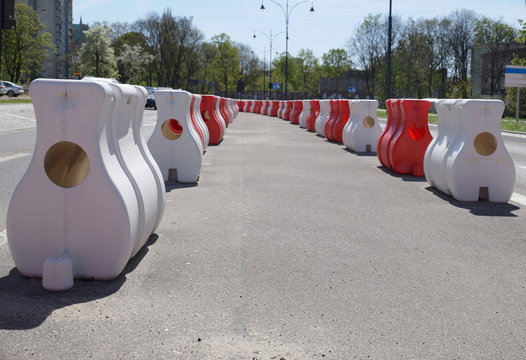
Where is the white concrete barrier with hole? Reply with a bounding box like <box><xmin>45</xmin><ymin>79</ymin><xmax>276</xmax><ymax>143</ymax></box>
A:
<box><xmin>424</xmin><ymin>99</ymin><xmax>515</xmax><ymax>202</ymax></box>
<box><xmin>315</xmin><ymin>100</ymin><xmax>330</xmax><ymax>137</ymax></box>
<box><xmin>423</xmin><ymin>99</ymin><xmax>462</xmax><ymax>195</ymax></box>
<box><xmin>343</xmin><ymin>100</ymin><xmax>381</xmax><ymax>153</ymax></box>
<box><xmin>7</xmin><ymin>79</ymin><xmax>163</xmax><ymax>291</ymax></box>
<box><xmin>148</xmin><ymin>89</ymin><xmax>203</xmax><ymax>183</ymax></box>
<box><xmin>299</xmin><ymin>100</ymin><xmax>310</xmax><ymax>129</ymax></box>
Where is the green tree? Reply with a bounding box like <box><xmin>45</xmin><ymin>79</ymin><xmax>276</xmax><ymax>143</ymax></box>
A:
<box><xmin>346</xmin><ymin>14</ymin><xmax>384</xmax><ymax>99</ymax></box>
<box><xmin>210</xmin><ymin>33</ymin><xmax>240</xmax><ymax>94</ymax></box>
<box><xmin>297</xmin><ymin>48</ymin><xmax>319</xmax><ymax>93</ymax></box>
<box><xmin>115</xmin><ymin>44</ymin><xmax>154</xmax><ymax>84</ymax></box>
<box><xmin>321</xmin><ymin>48</ymin><xmax>352</xmax><ymax>78</ymax></box>
<box><xmin>1</xmin><ymin>3</ymin><xmax>54</xmax><ymax>83</ymax></box>
<box><xmin>78</xmin><ymin>25</ymin><xmax>118</xmax><ymax>78</ymax></box>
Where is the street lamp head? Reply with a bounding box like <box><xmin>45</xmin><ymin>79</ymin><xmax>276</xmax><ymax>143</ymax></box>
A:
<box><xmin>260</xmin><ymin>1</ymin><xmax>265</xmax><ymax>10</ymax></box>
<box><xmin>253</xmin><ymin>33</ymin><xmax>256</xmax><ymax>38</ymax></box>
<box><xmin>309</xmin><ymin>1</ymin><xmax>315</xmax><ymax>12</ymax></box>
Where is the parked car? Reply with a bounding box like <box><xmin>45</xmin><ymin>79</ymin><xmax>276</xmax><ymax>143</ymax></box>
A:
<box><xmin>0</xmin><ymin>81</ymin><xmax>24</xmax><ymax>97</ymax></box>
<box><xmin>0</xmin><ymin>83</ymin><xmax>7</xmax><ymax>96</ymax></box>
<box><xmin>144</xmin><ymin>86</ymin><xmax>157</xmax><ymax>110</ymax></box>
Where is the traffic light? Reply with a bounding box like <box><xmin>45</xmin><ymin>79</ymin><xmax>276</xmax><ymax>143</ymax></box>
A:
<box><xmin>2</xmin><ymin>0</ymin><xmax>16</xmax><ymax>30</ymax></box>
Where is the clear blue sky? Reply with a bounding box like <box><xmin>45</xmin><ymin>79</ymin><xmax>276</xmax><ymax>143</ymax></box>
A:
<box><xmin>74</xmin><ymin>0</ymin><xmax>526</xmax><ymax>61</ymax></box>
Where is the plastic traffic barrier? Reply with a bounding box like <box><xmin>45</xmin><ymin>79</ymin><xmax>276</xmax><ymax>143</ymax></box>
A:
<box><xmin>200</xmin><ymin>95</ymin><xmax>225</xmax><ymax>145</ymax></box>
<box><xmin>424</xmin><ymin>99</ymin><xmax>515</xmax><ymax>202</ymax></box>
<box><xmin>343</xmin><ymin>100</ymin><xmax>381</xmax><ymax>153</ymax></box>
<box><xmin>377</xmin><ymin>99</ymin><xmax>401</xmax><ymax>169</ymax></box>
<box><xmin>261</xmin><ymin>100</ymin><xmax>269</xmax><ymax>115</ymax></box>
<box><xmin>298</xmin><ymin>100</ymin><xmax>310</xmax><ymax>128</ymax></box>
<box><xmin>270</xmin><ymin>101</ymin><xmax>280</xmax><ymax>117</ymax></box>
<box><xmin>254</xmin><ymin>100</ymin><xmax>262</xmax><ymax>114</ymax></box>
<box><xmin>148</xmin><ymin>89</ymin><xmax>203</xmax><ymax>183</ymax></box>
<box><xmin>219</xmin><ymin>97</ymin><xmax>231</xmax><ymax>127</ymax></box>
<box><xmin>278</xmin><ymin>101</ymin><xmax>285</xmax><ymax>118</ymax></box>
<box><xmin>283</xmin><ymin>100</ymin><xmax>293</xmax><ymax>121</ymax></box>
<box><xmin>190</xmin><ymin>95</ymin><xmax>205</xmax><ymax>148</ymax></box>
<box><xmin>306</xmin><ymin>100</ymin><xmax>320</xmax><ymax>132</ymax></box>
<box><xmin>193</xmin><ymin>95</ymin><xmax>209</xmax><ymax>149</ymax></box>
<box><xmin>244</xmin><ymin>100</ymin><xmax>251</xmax><ymax>112</ymax></box>
<box><xmin>290</xmin><ymin>100</ymin><xmax>302</xmax><ymax>125</ymax></box>
<box><xmin>315</xmin><ymin>100</ymin><xmax>331</xmax><ymax>136</ymax></box>
<box><xmin>332</xmin><ymin>100</ymin><xmax>350</xmax><ymax>143</ymax></box>
<box><xmin>386</xmin><ymin>99</ymin><xmax>432</xmax><ymax>176</ymax></box>
<box><xmin>324</xmin><ymin>100</ymin><xmax>341</xmax><ymax>141</ymax></box>
<box><xmin>7</xmin><ymin>79</ymin><xmax>165</xmax><ymax>291</ymax></box>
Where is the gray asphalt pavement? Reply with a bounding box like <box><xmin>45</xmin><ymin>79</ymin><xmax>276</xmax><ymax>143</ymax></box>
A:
<box><xmin>0</xmin><ymin>109</ymin><xmax>525</xmax><ymax>359</ymax></box>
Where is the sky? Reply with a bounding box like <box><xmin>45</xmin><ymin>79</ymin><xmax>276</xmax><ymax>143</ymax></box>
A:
<box><xmin>74</xmin><ymin>0</ymin><xmax>526</xmax><ymax>61</ymax></box>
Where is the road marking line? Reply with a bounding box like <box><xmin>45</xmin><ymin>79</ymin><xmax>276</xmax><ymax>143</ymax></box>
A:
<box><xmin>0</xmin><ymin>230</ymin><xmax>7</xmax><ymax>247</ymax></box>
<box><xmin>0</xmin><ymin>111</ymin><xmax>35</xmax><ymax>121</ymax></box>
<box><xmin>517</xmin><ymin>165</ymin><xmax>526</xmax><ymax>170</ymax></box>
<box><xmin>511</xmin><ymin>192</ymin><xmax>526</xmax><ymax>206</ymax></box>
<box><xmin>0</xmin><ymin>152</ymin><xmax>32</xmax><ymax>163</ymax></box>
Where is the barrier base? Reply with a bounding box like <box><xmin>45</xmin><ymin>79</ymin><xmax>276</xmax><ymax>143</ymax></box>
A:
<box><xmin>42</xmin><ymin>252</ymin><xmax>74</xmax><ymax>292</ymax></box>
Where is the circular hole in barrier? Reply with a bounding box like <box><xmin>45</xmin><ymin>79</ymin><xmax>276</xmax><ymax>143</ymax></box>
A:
<box><xmin>44</xmin><ymin>141</ymin><xmax>90</xmax><ymax>188</ymax></box>
<box><xmin>473</xmin><ymin>132</ymin><xmax>497</xmax><ymax>156</ymax></box>
<box><xmin>161</xmin><ymin>119</ymin><xmax>183</xmax><ymax>140</ymax></box>
<box><xmin>204</xmin><ymin>110</ymin><xmax>211</xmax><ymax>121</ymax></box>
<box><xmin>363</xmin><ymin>116</ymin><xmax>375</xmax><ymax>128</ymax></box>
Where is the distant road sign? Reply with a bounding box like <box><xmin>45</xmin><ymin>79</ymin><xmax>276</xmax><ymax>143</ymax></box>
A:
<box><xmin>272</xmin><ymin>83</ymin><xmax>282</xmax><ymax>90</ymax></box>
<box><xmin>505</xmin><ymin>66</ymin><xmax>526</xmax><ymax>88</ymax></box>
<box><xmin>348</xmin><ymin>86</ymin><xmax>357</xmax><ymax>94</ymax></box>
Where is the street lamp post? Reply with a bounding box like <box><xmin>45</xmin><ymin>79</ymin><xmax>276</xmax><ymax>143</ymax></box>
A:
<box><xmin>260</xmin><ymin>0</ymin><xmax>314</xmax><ymax>99</ymax></box>
<box><xmin>251</xmin><ymin>48</ymin><xmax>267</xmax><ymax>99</ymax></box>
<box><xmin>386</xmin><ymin>0</ymin><xmax>392</xmax><ymax>100</ymax></box>
<box><xmin>253</xmin><ymin>29</ymin><xmax>284</xmax><ymax>99</ymax></box>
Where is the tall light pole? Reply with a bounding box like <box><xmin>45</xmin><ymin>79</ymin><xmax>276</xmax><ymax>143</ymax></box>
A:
<box><xmin>253</xmin><ymin>29</ymin><xmax>284</xmax><ymax>99</ymax></box>
<box><xmin>260</xmin><ymin>0</ymin><xmax>314</xmax><ymax>99</ymax></box>
<box><xmin>386</xmin><ymin>0</ymin><xmax>393</xmax><ymax>100</ymax></box>
<box><xmin>251</xmin><ymin>48</ymin><xmax>267</xmax><ymax>98</ymax></box>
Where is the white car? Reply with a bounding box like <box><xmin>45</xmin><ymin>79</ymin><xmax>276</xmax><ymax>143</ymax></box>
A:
<box><xmin>0</xmin><ymin>80</ymin><xmax>24</xmax><ymax>97</ymax></box>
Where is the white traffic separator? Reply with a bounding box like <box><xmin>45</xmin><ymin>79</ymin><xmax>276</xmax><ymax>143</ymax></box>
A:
<box><xmin>0</xmin><ymin>152</ymin><xmax>32</xmax><ymax>163</ymax></box>
<box><xmin>511</xmin><ymin>192</ymin><xmax>526</xmax><ymax>206</ymax></box>
<box><xmin>0</xmin><ymin>230</ymin><xmax>7</xmax><ymax>247</ymax></box>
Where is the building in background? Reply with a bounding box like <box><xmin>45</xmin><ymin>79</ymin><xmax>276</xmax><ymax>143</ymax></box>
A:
<box><xmin>17</xmin><ymin>0</ymin><xmax>73</xmax><ymax>79</ymax></box>
<box><xmin>318</xmin><ymin>70</ymin><xmax>368</xmax><ymax>99</ymax></box>
<box><xmin>471</xmin><ymin>42</ymin><xmax>526</xmax><ymax>98</ymax></box>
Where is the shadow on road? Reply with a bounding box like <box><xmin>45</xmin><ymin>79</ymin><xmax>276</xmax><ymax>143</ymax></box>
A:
<box><xmin>425</xmin><ymin>186</ymin><xmax>520</xmax><ymax>217</ymax></box>
<box><xmin>343</xmin><ymin>148</ymin><xmax>378</xmax><ymax>157</ymax></box>
<box><xmin>377</xmin><ymin>166</ymin><xmax>428</xmax><ymax>182</ymax></box>
<box><xmin>0</xmin><ymin>234</ymin><xmax>159</xmax><ymax>330</ymax></box>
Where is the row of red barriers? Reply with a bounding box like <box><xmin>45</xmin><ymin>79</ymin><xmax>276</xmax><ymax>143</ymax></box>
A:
<box><xmin>238</xmin><ymin>98</ymin><xmax>432</xmax><ymax>179</ymax></box>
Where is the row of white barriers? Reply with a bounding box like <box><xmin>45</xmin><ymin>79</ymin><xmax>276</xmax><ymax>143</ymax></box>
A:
<box><xmin>6</xmin><ymin>79</ymin><xmax>238</xmax><ymax>291</ymax></box>
<box><xmin>241</xmin><ymin>98</ymin><xmax>516</xmax><ymax>204</ymax></box>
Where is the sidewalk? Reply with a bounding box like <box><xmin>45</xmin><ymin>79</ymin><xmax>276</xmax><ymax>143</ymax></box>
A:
<box><xmin>1</xmin><ymin>112</ymin><xmax>525</xmax><ymax>359</ymax></box>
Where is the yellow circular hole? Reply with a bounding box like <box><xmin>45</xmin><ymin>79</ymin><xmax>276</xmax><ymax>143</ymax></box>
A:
<box><xmin>44</xmin><ymin>141</ymin><xmax>89</xmax><ymax>188</ymax></box>
<box><xmin>204</xmin><ymin>110</ymin><xmax>211</xmax><ymax>121</ymax></box>
<box><xmin>473</xmin><ymin>132</ymin><xmax>497</xmax><ymax>156</ymax></box>
<box><xmin>161</xmin><ymin>119</ymin><xmax>183</xmax><ymax>140</ymax></box>
<box><xmin>363</xmin><ymin>116</ymin><xmax>375</xmax><ymax>128</ymax></box>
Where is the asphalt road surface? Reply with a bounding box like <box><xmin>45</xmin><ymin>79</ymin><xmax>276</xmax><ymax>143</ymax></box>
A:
<box><xmin>0</xmin><ymin>106</ymin><xmax>525</xmax><ymax>359</ymax></box>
